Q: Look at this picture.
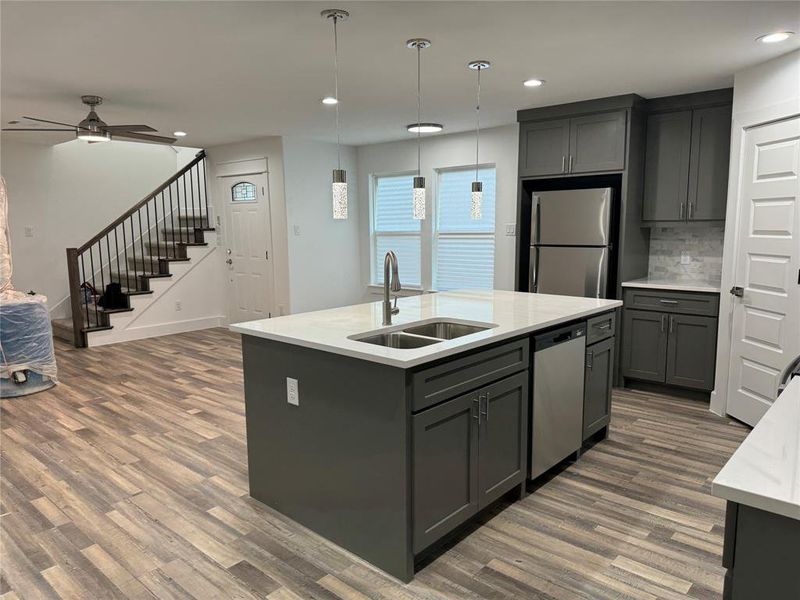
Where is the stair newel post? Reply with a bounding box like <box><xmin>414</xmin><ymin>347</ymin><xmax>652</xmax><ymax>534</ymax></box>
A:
<box><xmin>66</xmin><ymin>248</ymin><xmax>85</xmax><ymax>347</ymax></box>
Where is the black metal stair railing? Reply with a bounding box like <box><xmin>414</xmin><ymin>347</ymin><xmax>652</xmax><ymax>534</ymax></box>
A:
<box><xmin>65</xmin><ymin>150</ymin><xmax>210</xmax><ymax>347</ymax></box>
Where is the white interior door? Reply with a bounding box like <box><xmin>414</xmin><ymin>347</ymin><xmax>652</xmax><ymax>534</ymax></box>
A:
<box><xmin>221</xmin><ymin>173</ymin><xmax>274</xmax><ymax>324</ymax></box>
<box><xmin>727</xmin><ymin>115</ymin><xmax>800</xmax><ymax>426</ymax></box>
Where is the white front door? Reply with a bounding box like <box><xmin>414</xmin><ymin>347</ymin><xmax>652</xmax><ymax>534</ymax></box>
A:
<box><xmin>727</xmin><ymin>115</ymin><xmax>800</xmax><ymax>426</ymax></box>
<box><xmin>221</xmin><ymin>173</ymin><xmax>274</xmax><ymax>324</ymax></box>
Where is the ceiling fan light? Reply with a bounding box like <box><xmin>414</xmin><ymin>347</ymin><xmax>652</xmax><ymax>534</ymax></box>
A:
<box><xmin>407</xmin><ymin>123</ymin><xmax>443</xmax><ymax>133</ymax></box>
<box><xmin>77</xmin><ymin>130</ymin><xmax>111</xmax><ymax>142</ymax></box>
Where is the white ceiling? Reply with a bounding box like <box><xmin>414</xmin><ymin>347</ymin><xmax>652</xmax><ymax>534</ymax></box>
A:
<box><xmin>2</xmin><ymin>1</ymin><xmax>799</xmax><ymax>148</ymax></box>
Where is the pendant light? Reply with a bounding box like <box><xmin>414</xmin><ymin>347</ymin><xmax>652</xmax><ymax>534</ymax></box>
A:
<box><xmin>468</xmin><ymin>60</ymin><xmax>490</xmax><ymax>220</ymax></box>
<box><xmin>407</xmin><ymin>38</ymin><xmax>431</xmax><ymax>220</ymax></box>
<box><xmin>322</xmin><ymin>8</ymin><xmax>350</xmax><ymax>219</ymax></box>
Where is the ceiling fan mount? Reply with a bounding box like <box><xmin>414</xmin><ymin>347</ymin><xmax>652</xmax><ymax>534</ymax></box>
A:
<box><xmin>2</xmin><ymin>95</ymin><xmax>177</xmax><ymax>145</ymax></box>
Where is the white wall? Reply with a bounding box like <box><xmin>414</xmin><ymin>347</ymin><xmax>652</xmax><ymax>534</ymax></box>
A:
<box><xmin>355</xmin><ymin>124</ymin><xmax>519</xmax><ymax>296</ymax></box>
<box><xmin>205</xmin><ymin>137</ymin><xmax>291</xmax><ymax>317</ymax></box>
<box><xmin>711</xmin><ymin>49</ymin><xmax>800</xmax><ymax>416</ymax></box>
<box><xmin>282</xmin><ymin>138</ymin><xmax>362</xmax><ymax>313</ymax></box>
<box><xmin>0</xmin><ymin>138</ymin><xmax>196</xmax><ymax>317</ymax></box>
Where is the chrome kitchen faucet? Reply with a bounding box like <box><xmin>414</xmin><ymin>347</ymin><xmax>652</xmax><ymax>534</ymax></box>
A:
<box><xmin>383</xmin><ymin>251</ymin><xmax>401</xmax><ymax>326</ymax></box>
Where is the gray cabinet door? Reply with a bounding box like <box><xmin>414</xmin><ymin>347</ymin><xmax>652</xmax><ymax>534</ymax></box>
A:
<box><xmin>642</xmin><ymin>110</ymin><xmax>692</xmax><ymax>222</ymax></box>
<box><xmin>569</xmin><ymin>111</ymin><xmax>627</xmax><ymax>173</ymax></box>
<box><xmin>621</xmin><ymin>309</ymin><xmax>668</xmax><ymax>382</ymax></box>
<box><xmin>584</xmin><ymin>337</ymin><xmax>614</xmax><ymax>440</ymax></box>
<box><xmin>688</xmin><ymin>104</ymin><xmax>732</xmax><ymax>221</ymax></box>
<box><xmin>477</xmin><ymin>372</ymin><xmax>527</xmax><ymax>509</ymax></box>
<box><xmin>412</xmin><ymin>393</ymin><xmax>479</xmax><ymax>553</ymax></box>
<box><xmin>519</xmin><ymin>119</ymin><xmax>570</xmax><ymax>177</ymax></box>
<box><xmin>665</xmin><ymin>314</ymin><xmax>718</xmax><ymax>391</ymax></box>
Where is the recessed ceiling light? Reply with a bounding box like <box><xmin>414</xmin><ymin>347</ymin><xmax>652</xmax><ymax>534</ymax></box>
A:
<box><xmin>321</xmin><ymin>96</ymin><xmax>338</xmax><ymax>105</ymax></box>
<box><xmin>523</xmin><ymin>78</ymin><xmax>545</xmax><ymax>88</ymax></box>
<box><xmin>173</xmin><ymin>131</ymin><xmax>187</xmax><ymax>137</ymax></box>
<box><xmin>407</xmin><ymin>123</ymin><xmax>444</xmax><ymax>134</ymax></box>
<box><xmin>756</xmin><ymin>31</ymin><xmax>794</xmax><ymax>44</ymax></box>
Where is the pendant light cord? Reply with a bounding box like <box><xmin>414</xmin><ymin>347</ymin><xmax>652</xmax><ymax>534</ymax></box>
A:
<box><xmin>475</xmin><ymin>65</ymin><xmax>481</xmax><ymax>182</ymax></box>
<box><xmin>416</xmin><ymin>43</ymin><xmax>422</xmax><ymax>176</ymax></box>
<box><xmin>333</xmin><ymin>15</ymin><xmax>341</xmax><ymax>170</ymax></box>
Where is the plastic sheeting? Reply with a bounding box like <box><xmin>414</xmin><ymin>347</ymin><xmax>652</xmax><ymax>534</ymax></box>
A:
<box><xmin>0</xmin><ymin>293</ymin><xmax>58</xmax><ymax>383</ymax></box>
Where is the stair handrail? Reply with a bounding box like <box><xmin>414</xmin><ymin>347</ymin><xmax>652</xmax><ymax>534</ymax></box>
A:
<box><xmin>76</xmin><ymin>150</ymin><xmax>206</xmax><ymax>254</ymax></box>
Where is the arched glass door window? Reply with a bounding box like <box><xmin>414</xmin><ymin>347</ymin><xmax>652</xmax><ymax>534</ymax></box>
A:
<box><xmin>231</xmin><ymin>181</ymin><xmax>257</xmax><ymax>203</ymax></box>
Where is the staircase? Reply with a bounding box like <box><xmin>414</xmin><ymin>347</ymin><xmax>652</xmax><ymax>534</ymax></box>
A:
<box><xmin>57</xmin><ymin>151</ymin><xmax>215</xmax><ymax>347</ymax></box>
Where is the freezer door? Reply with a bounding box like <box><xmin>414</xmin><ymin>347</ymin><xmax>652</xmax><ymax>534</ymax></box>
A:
<box><xmin>531</xmin><ymin>188</ymin><xmax>612</xmax><ymax>246</ymax></box>
<box><xmin>530</xmin><ymin>246</ymin><xmax>610</xmax><ymax>298</ymax></box>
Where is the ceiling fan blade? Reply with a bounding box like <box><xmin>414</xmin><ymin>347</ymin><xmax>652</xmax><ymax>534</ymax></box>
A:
<box><xmin>103</xmin><ymin>125</ymin><xmax>157</xmax><ymax>133</ymax></box>
<box><xmin>114</xmin><ymin>131</ymin><xmax>177</xmax><ymax>144</ymax></box>
<box><xmin>22</xmin><ymin>116</ymin><xmax>79</xmax><ymax>128</ymax></box>
<box><xmin>2</xmin><ymin>128</ymin><xmax>75</xmax><ymax>132</ymax></box>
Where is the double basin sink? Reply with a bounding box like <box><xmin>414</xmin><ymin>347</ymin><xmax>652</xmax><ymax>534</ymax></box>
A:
<box><xmin>349</xmin><ymin>319</ymin><xmax>497</xmax><ymax>349</ymax></box>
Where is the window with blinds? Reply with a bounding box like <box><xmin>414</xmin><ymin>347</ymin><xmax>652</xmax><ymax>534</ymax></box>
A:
<box><xmin>371</xmin><ymin>174</ymin><xmax>421</xmax><ymax>285</ymax></box>
<box><xmin>435</xmin><ymin>167</ymin><xmax>496</xmax><ymax>291</ymax></box>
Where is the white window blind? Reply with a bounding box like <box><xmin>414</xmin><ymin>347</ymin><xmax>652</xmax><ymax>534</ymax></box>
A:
<box><xmin>435</xmin><ymin>167</ymin><xmax>496</xmax><ymax>291</ymax></box>
<box><xmin>372</xmin><ymin>174</ymin><xmax>421</xmax><ymax>285</ymax></box>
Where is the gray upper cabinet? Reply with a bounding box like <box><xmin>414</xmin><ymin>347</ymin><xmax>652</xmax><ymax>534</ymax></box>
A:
<box><xmin>665</xmin><ymin>313</ymin><xmax>718</xmax><ymax>390</ymax></box>
<box><xmin>477</xmin><ymin>373</ymin><xmax>527</xmax><ymax>508</ymax></box>
<box><xmin>519</xmin><ymin>119</ymin><xmax>570</xmax><ymax>177</ymax></box>
<box><xmin>519</xmin><ymin>110</ymin><xmax>627</xmax><ymax>177</ymax></box>
<box><xmin>688</xmin><ymin>104</ymin><xmax>732</xmax><ymax>221</ymax></box>
<box><xmin>569</xmin><ymin>111</ymin><xmax>627</xmax><ymax>173</ymax></box>
<box><xmin>621</xmin><ymin>308</ymin><xmax>668</xmax><ymax>382</ymax></box>
<box><xmin>642</xmin><ymin>110</ymin><xmax>692</xmax><ymax>222</ymax></box>
<box><xmin>412</xmin><ymin>392</ymin><xmax>479</xmax><ymax>553</ymax></box>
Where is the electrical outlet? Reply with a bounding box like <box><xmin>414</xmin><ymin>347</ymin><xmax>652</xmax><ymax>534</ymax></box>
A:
<box><xmin>680</xmin><ymin>252</ymin><xmax>691</xmax><ymax>265</ymax></box>
<box><xmin>286</xmin><ymin>377</ymin><xmax>299</xmax><ymax>406</ymax></box>
<box><xmin>24</xmin><ymin>226</ymin><xmax>33</xmax><ymax>238</ymax></box>
<box><xmin>175</xmin><ymin>301</ymin><xmax>182</xmax><ymax>311</ymax></box>
<box><xmin>505</xmin><ymin>223</ymin><xmax>517</xmax><ymax>236</ymax></box>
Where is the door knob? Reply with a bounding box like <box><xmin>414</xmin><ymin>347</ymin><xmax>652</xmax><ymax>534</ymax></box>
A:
<box><xmin>730</xmin><ymin>286</ymin><xmax>744</xmax><ymax>297</ymax></box>
<box><xmin>225</xmin><ymin>258</ymin><xmax>233</xmax><ymax>265</ymax></box>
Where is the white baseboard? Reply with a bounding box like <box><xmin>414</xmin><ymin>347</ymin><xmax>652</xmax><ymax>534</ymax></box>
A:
<box><xmin>86</xmin><ymin>316</ymin><xmax>228</xmax><ymax>347</ymax></box>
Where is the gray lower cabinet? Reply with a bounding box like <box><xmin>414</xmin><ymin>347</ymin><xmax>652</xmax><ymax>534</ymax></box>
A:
<box><xmin>621</xmin><ymin>289</ymin><xmax>719</xmax><ymax>392</ymax></box>
<box><xmin>584</xmin><ymin>336</ymin><xmax>614</xmax><ymax>440</ymax></box>
<box><xmin>413</xmin><ymin>371</ymin><xmax>527</xmax><ymax>553</ymax></box>
<box><xmin>621</xmin><ymin>308</ymin><xmax>668</xmax><ymax>382</ymax></box>
<box><xmin>665</xmin><ymin>313</ymin><xmax>717</xmax><ymax>390</ymax></box>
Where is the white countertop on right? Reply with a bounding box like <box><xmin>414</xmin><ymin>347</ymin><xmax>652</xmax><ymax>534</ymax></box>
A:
<box><xmin>712</xmin><ymin>376</ymin><xmax>800</xmax><ymax>521</ymax></box>
<box><xmin>621</xmin><ymin>277</ymin><xmax>721</xmax><ymax>293</ymax></box>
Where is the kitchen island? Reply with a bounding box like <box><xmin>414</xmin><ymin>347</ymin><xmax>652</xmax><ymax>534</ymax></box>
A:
<box><xmin>231</xmin><ymin>290</ymin><xmax>621</xmax><ymax>581</ymax></box>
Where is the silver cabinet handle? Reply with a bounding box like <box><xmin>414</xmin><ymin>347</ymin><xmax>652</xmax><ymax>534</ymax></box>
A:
<box><xmin>587</xmin><ymin>351</ymin><xmax>594</xmax><ymax>369</ymax></box>
<box><xmin>480</xmin><ymin>394</ymin><xmax>488</xmax><ymax>421</ymax></box>
<box><xmin>688</xmin><ymin>202</ymin><xmax>694</xmax><ymax>219</ymax></box>
<box><xmin>659</xmin><ymin>299</ymin><xmax>678</xmax><ymax>304</ymax></box>
<box><xmin>561</xmin><ymin>155</ymin><xmax>566</xmax><ymax>173</ymax></box>
<box><xmin>661</xmin><ymin>314</ymin><xmax>666</xmax><ymax>333</ymax></box>
<box><xmin>472</xmin><ymin>397</ymin><xmax>480</xmax><ymax>423</ymax></box>
<box><xmin>669</xmin><ymin>315</ymin><xmax>675</xmax><ymax>334</ymax></box>
<box><xmin>595</xmin><ymin>322</ymin><xmax>612</xmax><ymax>330</ymax></box>
<box><xmin>568</xmin><ymin>155</ymin><xmax>574</xmax><ymax>173</ymax></box>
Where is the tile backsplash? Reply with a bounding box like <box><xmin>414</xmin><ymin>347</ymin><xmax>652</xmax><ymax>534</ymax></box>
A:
<box><xmin>648</xmin><ymin>226</ymin><xmax>724</xmax><ymax>282</ymax></box>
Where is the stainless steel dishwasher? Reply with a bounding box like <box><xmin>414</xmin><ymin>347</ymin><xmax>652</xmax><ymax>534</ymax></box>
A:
<box><xmin>530</xmin><ymin>322</ymin><xmax>586</xmax><ymax>479</ymax></box>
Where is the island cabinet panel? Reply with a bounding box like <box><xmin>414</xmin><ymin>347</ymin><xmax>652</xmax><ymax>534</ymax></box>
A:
<box><xmin>569</xmin><ymin>110</ymin><xmax>627</xmax><ymax>173</ymax></box>
<box><xmin>665</xmin><ymin>313</ymin><xmax>717</xmax><ymax>390</ymax></box>
<box><xmin>642</xmin><ymin>110</ymin><xmax>693</xmax><ymax>222</ymax></box>
<box><xmin>621</xmin><ymin>309</ymin><xmax>668</xmax><ymax>382</ymax></box>
<box><xmin>477</xmin><ymin>372</ymin><xmax>528</xmax><ymax>507</ymax></box>
<box><xmin>519</xmin><ymin>118</ymin><xmax>570</xmax><ymax>177</ymax></box>
<box><xmin>584</xmin><ymin>336</ymin><xmax>614</xmax><ymax>440</ymax></box>
<box><xmin>412</xmin><ymin>393</ymin><xmax>479</xmax><ymax>553</ymax></box>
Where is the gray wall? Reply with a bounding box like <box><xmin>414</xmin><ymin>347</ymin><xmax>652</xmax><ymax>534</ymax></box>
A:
<box><xmin>648</xmin><ymin>225</ymin><xmax>724</xmax><ymax>282</ymax></box>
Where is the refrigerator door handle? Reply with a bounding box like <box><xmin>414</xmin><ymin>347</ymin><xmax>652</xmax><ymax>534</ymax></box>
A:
<box><xmin>529</xmin><ymin>247</ymin><xmax>539</xmax><ymax>293</ymax></box>
<box><xmin>531</xmin><ymin>195</ymin><xmax>540</xmax><ymax>245</ymax></box>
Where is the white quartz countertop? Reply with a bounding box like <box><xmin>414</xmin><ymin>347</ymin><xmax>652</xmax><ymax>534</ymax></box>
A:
<box><xmin>712</xmin><ymin>376</ymin><xmax>800</xmax><ymax>521</ymax></box>
<box><xmin>230</xmin><ymin>290</ymin><xmax>622</xmax><ymax>368</ymax></box>
<box><xmin>621</xmin><ymin>277</ymin><xmax>721</xmax><ymax>293</ymax></box>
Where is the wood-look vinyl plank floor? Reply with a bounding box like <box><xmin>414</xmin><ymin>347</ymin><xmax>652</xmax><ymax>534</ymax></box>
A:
<box><xmin>0</xmin><ymin>328</ymin><xmax>748</xmax><ymax>599</ymax></box>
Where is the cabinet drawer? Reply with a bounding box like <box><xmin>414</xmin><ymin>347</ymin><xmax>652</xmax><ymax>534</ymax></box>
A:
<box><xmin>586</xmin><ymin>311</ymin><xmax>616</xmax><ymax>345</ymax></box>
<box><xmin>623</xmin><ymin>288</ymin><xmax>719</xmax><ymax>316</ymax></box>
<box><xmin>412</xmin><ymin>339</ymin><xmax>529</xmax><ymax>412</ymax></box>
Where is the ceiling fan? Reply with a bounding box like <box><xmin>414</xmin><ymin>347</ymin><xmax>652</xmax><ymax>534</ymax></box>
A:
<box><xmin>2</xmin><ymin>95</ymin><xmax>177</xmax><ymax>144</ymax></box>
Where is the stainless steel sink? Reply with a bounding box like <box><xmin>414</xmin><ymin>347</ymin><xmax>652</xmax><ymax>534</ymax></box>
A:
<box><xmin>402</xmin><ymin>321</ymin><xmax>492</xmax><ymax>340</ymax></box>
<box><xmin>356</xmin><ymin>332</ymin><xmax>442</xmax><ymax>349</ymax></box>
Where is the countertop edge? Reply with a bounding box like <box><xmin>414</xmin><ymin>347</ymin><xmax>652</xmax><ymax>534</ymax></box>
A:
<box><xmin>621</xmin><ymin>280</ymin><xmax>721</xmax><ymax>294</ymax></box>
<box><xmin>231</xmin><ymin>301</ymin><xmax>622</xmax><ymax>368</ymax></box>
<box><xmin>711</xmin><ymin>481</ymin><xmax>800</xmax><ymax>521</ymax></box>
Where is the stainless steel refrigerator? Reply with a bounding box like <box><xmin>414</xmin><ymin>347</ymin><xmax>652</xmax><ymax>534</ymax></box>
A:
<box><xmin>529</xmin><ymin>188</ymin><xmax>613</xmax><ymax>298</ymax></box>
